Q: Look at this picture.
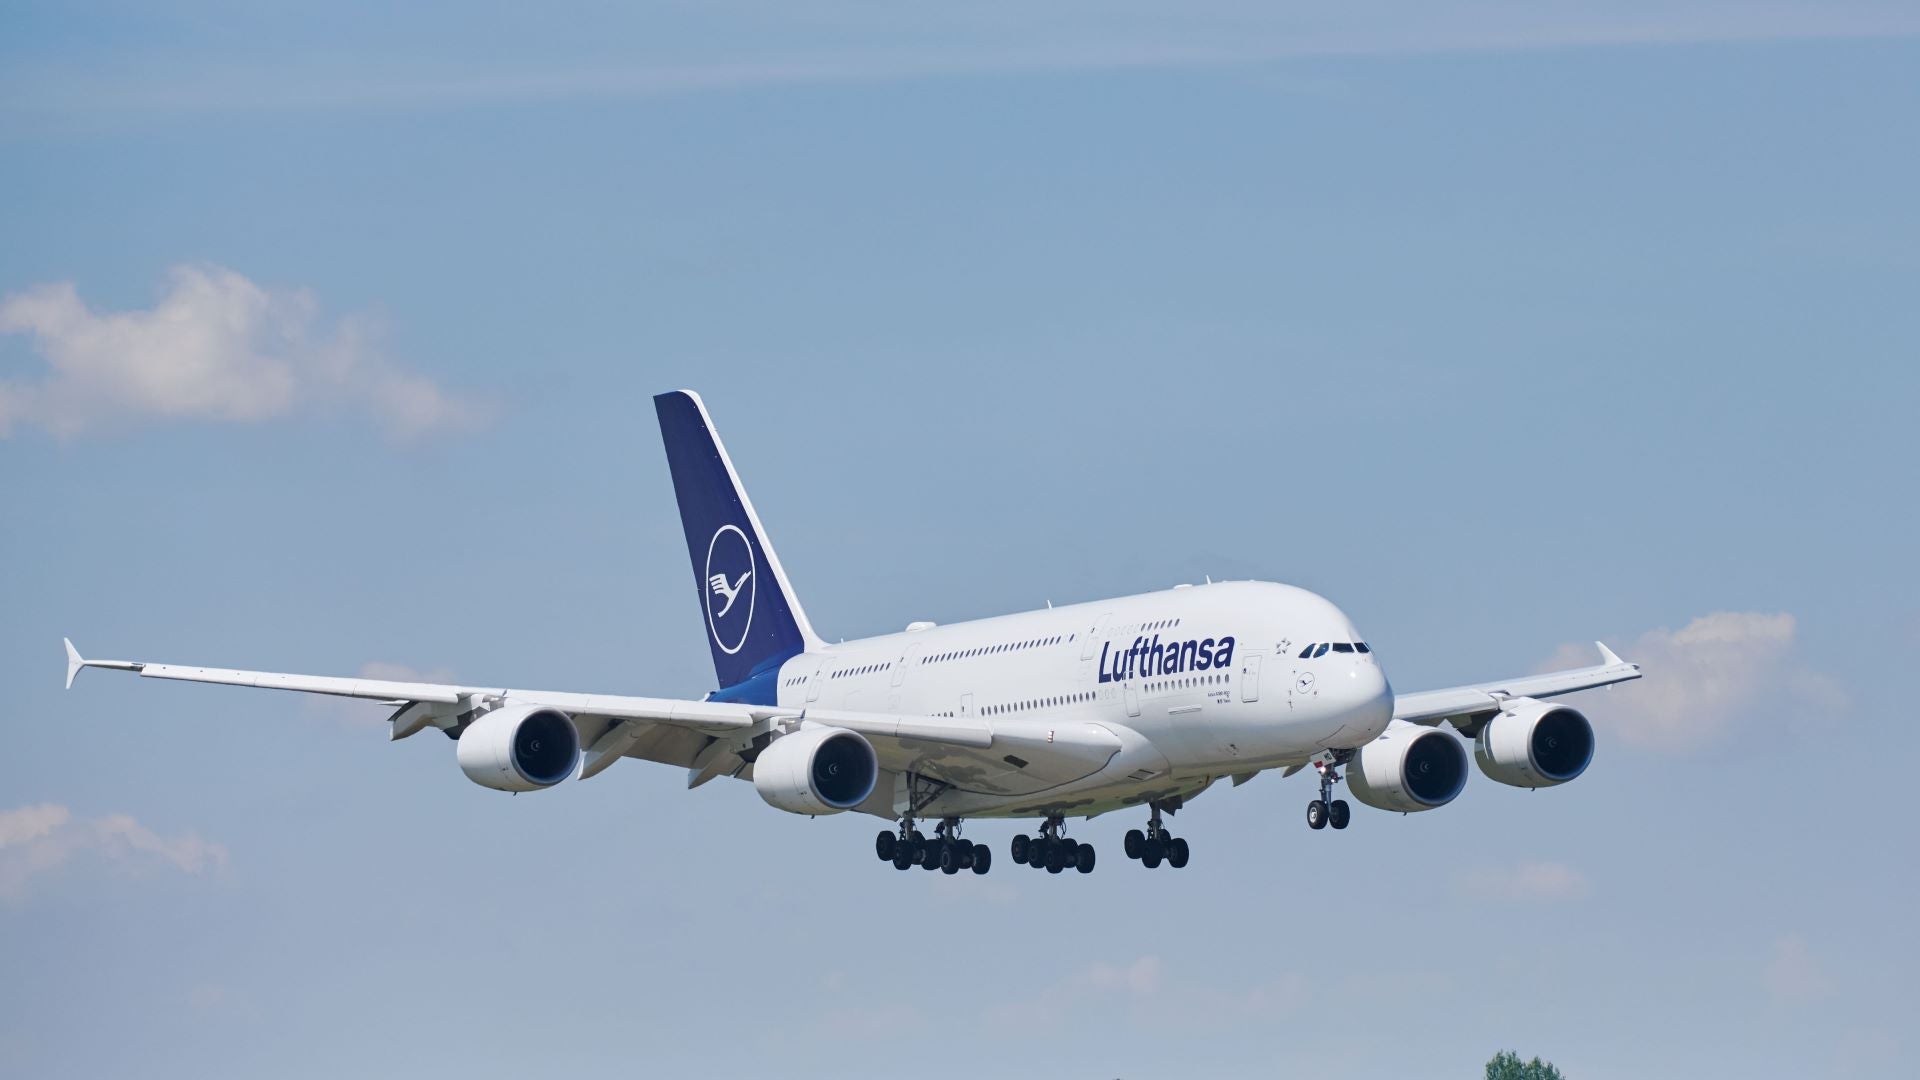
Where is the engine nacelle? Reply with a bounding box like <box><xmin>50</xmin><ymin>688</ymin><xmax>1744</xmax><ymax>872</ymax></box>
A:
<box><xmin>1348</xmin><ymin>722</ymin><xmax>1469</xmax><ymax>813</ymax></box>
<box><xmin>753</xmin><ymin>725</ymin><xmax>878</xmax><ymax>816</ymax></box>
<box><xmin>456</xmin><ymin>704</ymin><xmax>580</xmax><ymax>792</ymax></box>
<box><xmin>1474</xmin><ymin>698</ymin><xmax>1594</xmax><ymax>789</ymax></box>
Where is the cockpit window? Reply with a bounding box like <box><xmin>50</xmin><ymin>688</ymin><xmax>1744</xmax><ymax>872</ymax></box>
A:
<box><xmin>1312</xmin><ymin>643</ymin><xmax>1330</xmax><ymax>658</ymax></box>
<box><xmin>1331</xmin><ymin>643</ymin><xmax>1355</xmax><ymax>653</ymax></box>
<box><xmin>1298</xmin><ymin>644</ymin><xmax>1316</xmax><ymax>658</ymax></box>
<box><xmin>1355</xmin><ymin>642</ymin><xmax>1371</xmax><ymax>653</ymax></box>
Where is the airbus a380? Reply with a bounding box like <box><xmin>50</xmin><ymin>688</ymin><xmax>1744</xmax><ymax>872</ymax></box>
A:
<box><xmin>66</xmin><ymin>390</ymin><xmax>1643</xmax><ymax>876</ymax></box>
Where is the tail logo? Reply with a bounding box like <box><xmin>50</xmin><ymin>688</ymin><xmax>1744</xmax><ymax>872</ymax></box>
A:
<box><xmin>703</xmin><ymin>524</ymin><xmax>757</xmax><ymax>655</ymax></box>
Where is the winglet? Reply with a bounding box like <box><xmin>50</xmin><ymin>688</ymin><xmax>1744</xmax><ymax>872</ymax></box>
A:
<box><xmin>1596</xmin><ymin>641</ymin><xmax>1624</xmax><ymax>667</ymax></box>
<box><xmin>64</xmin><ymin>638</ymin><xmax>83</xmax><ymax>690</ymax></box>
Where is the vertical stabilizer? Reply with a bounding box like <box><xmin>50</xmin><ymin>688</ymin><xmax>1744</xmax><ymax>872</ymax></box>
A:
<box><xmin>654</xmin><ymin>391</ymin><xmax>822</xmax><ymax>692</ymax></box>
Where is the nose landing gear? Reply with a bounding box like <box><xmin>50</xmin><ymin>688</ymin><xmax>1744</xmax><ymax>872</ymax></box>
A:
<box><xmin>1307</xmin><ymin>755</ymin><xmax>1352</xmax><ymax>831</ymax></box>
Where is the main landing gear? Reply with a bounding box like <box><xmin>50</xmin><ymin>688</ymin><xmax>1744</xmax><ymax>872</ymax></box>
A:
<box><xmin>1011</xmin><ymin>816</ymin><xmax>1095</xmax><ymax>874</ymax></box>
<box><xmin>876</xmin><ymin>816</ymin><xmax>991</xmax><ymax>874</ymax></box>
<box><xmin>1307</xmin><ymin>755</ymin><xmax>1352</xmax><ymax>831</ymax></box>
<box><xmin>1124</xmin><ymin>800</ymin><xmax>1189</xmax><ymax>869</ymax></box>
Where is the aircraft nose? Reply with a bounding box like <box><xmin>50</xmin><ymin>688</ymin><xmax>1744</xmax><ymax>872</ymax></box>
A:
<box><xmin>1338</xmin><ymin>656</ymin><xmax>1393</xmax><ymax>735</ymax></box>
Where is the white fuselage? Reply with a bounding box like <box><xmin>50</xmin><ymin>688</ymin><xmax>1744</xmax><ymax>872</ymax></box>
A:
<box><xmin>774</xmin><ymin>580</ymin><xmax>1393</xmax><ymax>820</ymax></box>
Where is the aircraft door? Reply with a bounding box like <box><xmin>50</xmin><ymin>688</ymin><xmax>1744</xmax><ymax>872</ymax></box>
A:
<box><xmin>1081</xmin><ymin>613</ymin><xmax>1112</xmax><ymax>660</ymax></box>
<box><xmin>960</xmin><ymin>692</ymin><xmax>974</xmax><ymax>718</ymax></box>
<box><xmin>1124</xmin><ymin>684</ymin><xmax>1141</xmax><ymax>717</ymax></box>
<box><xmin>1240</xmin><ymin>653</ymin><xmax>1263</xmax><ymax>703</ymax></box>
<box><xmin>806</xmin><ymin>664</ymin><xmax>825</xmax><ymax>702</ymax></box>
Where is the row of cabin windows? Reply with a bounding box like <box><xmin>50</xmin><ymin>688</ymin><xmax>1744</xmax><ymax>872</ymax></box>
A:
<box><xmin>1142</xmin><ymin>618</ymin><xmax>1180</xmax><ymax>631</ymax></box>
<box><xmin>1297</xmin><ymin>641</ymin><xmax>1371</xmax><ymax>658</ymax></box>
<box><xmin>833</xmin><ymin>663</ymin><xmax>890</xmax><ymax>680</ymax></box>
<box><xmin>986</xmin><ymin>691</ymin><xmax>1094</xmax><ymax>716</ymax></box>
<box><xmin>1145</xmin><ymin>673</ymin><xmax>1228</xmax><ymax>692</ymax></box>
<box><xmin>923</xmin><ymin>635</ymin><xmax>1069</xmax><ymax>664</ymax></box>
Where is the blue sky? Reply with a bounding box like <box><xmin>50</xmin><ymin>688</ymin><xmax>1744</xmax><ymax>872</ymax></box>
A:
<box><xmin>2</xmin><ymin>4</ymin><xmax>1917</xmax><ymax>1077</ymax></box>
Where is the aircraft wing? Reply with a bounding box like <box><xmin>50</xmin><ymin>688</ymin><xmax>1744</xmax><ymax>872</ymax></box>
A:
<box><xmin>61</xmin><ymin>639</ymin><xmax>1117</xmax><ymax>795</ymax></box>
<box><xmin>1392</xmin><ymin>642</ymin><xmax>1641</xmax><ymax>728</ymax></box>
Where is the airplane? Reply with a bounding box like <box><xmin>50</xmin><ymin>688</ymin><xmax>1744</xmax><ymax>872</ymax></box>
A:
<box><xmin>64</xmin><ymin>389</ymin><xmax>1643</xmax><ymax>876</ymax></box>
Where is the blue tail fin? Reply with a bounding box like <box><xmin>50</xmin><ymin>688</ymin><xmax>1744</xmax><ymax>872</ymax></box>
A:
<box><xmin>654</xmin><ymin>390</ymin><xmax>821</xmax><ymax>693</ymax></box>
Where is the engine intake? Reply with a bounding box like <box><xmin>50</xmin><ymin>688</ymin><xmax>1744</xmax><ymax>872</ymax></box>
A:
<box><xmin>1348</xmin><ymin>722</ymin><xmax>1468</xmax><ymax>813</ymax></box>
<box><xmin>753</xmin><ymin>726</ymin><xmax>878</xmax><ymax>816</ymax></box>
<box><xmin>1474</xmin><ymin>698</ymin><xmax>1594</xmax><ymax>788</ymax></box>
<box><xmin>457</xmin><ymin>704</ymin><xmax>580</xmax><ymax>792</ymax></box>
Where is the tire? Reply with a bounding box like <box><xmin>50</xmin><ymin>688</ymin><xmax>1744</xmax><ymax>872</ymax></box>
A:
<box><xmin>1307</xmin><ymin>799</ymin><xmax>1328</xmax><ymax>830</ymax></box>
<box><xmin>1011</xmin><ymin>834</ymin><xmax>1030</xmax><ymax>865</ymax></box>
<box><xmin>1168</xmin><ymin>837</ymin><xmax>1189</xmax><ymax>869</ymax></box>
<box><xmin>922</xmin><ymin>844</ymin><xmax>942</xmax><ymax>870</ymax></box>
<box><xmin>892</xmin><ymin>850</ymin><xmax>913</xmax><ymax>871</ymax></box>
<box><xmin>1329</xmin><ymin>800</ymin><xmax>1351</xmax><ymax>830</ymax></box>
<box><xmin>1030</xmin><ymin>840</ymin><xmax>1051</xmax><ymax>871</ymax></box>
<box><xmin>972</xmin><ymin>846</ymin><xmax>992</xmax><ymax>875</ymax></box>
<box><xmin>1076</xmin><ymin>844</ymin><xmax>1096</xmax><ymax>874</ymax></box>
<box><xmin>1142</xmin><ymin>846</ymin><xmax>1163</xmax><ymax>869</ymax></box>
<box><xmin>1061</xmin><ymin>838</ymin><xmax>1080</xmax><ymax>860</ymax></box>
<box><xmin>876</xmin><ymin>831</ymin><xmax>896</xmax><ymax>861</ymax></box>
<box><xmin>1046</xmin><ymin>846</ymin><xmax>1066</xmax><ymax>874</ymax></box>
<box><xmin>1124</xmin><ymin>829</ymin><xmax>1145</xmax><ymax>860</ymax></box>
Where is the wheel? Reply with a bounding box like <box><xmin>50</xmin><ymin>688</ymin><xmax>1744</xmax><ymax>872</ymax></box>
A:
<box><xmin>959</xmin><ymin>845</ymin><xmax>975</xmax><ymax>870</ymax></box>
<box><xmin>922</xmin><ymin>843</ymin><xmax>942</xmax><ymax>870</ymax></box>
<box><xmin>972</xmin><ymin>846</ymin><xmax>992</xmax><ymax>875</ymax></box>
<box><xmin>1142</xmin><ymin>845</ymin><xmax>1163</xmax><ymax>869</ymax></box>
<box><xmin>1061</xmin><ymin>838</ymin><xmax>1080</xmax><ymax>860</ymax></box>
<box><xmin>940</xmin><ymin>843</ymin><xmax>961</xmax><ymax>873</ymax></box>
<box><xmin>876</xmin><ymin>831</ymin><xmax>896</xmax><ymax>861</ymax></box>
<box><xmin>908</xmin><ymin>828</ymin><xmax>925</xmax><ymax>845</ymax></box>
<box><xmin>1076</xmin><ymin>844</ymin><xmax>1096</xmax><ymax>874</ymax></box>
<box><xmin>1029</xmin><ymin>840</ymin><xmax>1051</xmax><ymax>871</ymax></box>
<box><xmin>1329</xmin><ymin>799</ymin><xmax>1350</xmax><ymax>830</ymax></box>
<box><xmin>892</xmin><ymin>849</ymin><xmax>913</xmax><ymax>871</ymax></box>
<box><xmin>1307</xmin><ymin>799</ymin><xmax>1328</xmax><ymax>830</ymax></box>
<box><xmin>1167</xmin><ymin>837</ymin><xmax>1189</xmax><ymax>869</ymax></box>
<box><xmin>1046</xmin><ymin>845</ymin><xmax>1066</xmax><ymax>874</ymax></box>
<box><xmin>1011</xmin><ymin>834</ymin><xmax>1031</xmax><ymax>865</ymax></box>
<box><xmin>1124</xmin><ymin>829</ymin><xmax>1145</xmax><ymax>860</ymax></box>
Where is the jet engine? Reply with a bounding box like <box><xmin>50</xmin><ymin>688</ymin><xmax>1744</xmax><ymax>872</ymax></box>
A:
<box><xmin>753</xmin><ymin>725</ymin><xmax>879</xmax><ymax>816</ymax></box>
<box><xmin>456</xmin><ymin>704</ymin><xmax>580</xmax><ymax>792</ymax></box>
<box><xmin>1347</xmin><ymin>722</ymin><xmax>1468</xmax><ymax>813</ymax></box>
<box><xmin>1474</xmin><ymin>698</ymin><xmax>1594</xmax><ymax>788</ymax></box>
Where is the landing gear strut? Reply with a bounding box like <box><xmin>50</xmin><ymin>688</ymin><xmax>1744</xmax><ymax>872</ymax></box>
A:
<box><xmin>1011</xmin><ymin>815</ymin><xmax>1094</xmax><ymax>874</ymax></box>
<box><xmin>1125</xmin><ymin>800</ymin><xmax>1189</xmax><ymax>869</ymax></box>
<box><xmin>1307</xmin><ymin>755</ymin><xmax>1352</xmax><ymax>831</ymax></box>
<box><xmin>879</xmin><ymin>815</ymin><xmax>991</xmax><ymax>874</ymax></box>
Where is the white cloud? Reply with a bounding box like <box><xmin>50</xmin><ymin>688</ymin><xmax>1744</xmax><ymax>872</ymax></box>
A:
<box><xmin>1456</xmin><ymin>860</ymin><xmax>1591</xmax><ymax>902</ymax></box>
<box><xmin>0</xmin><ymin>803</ymin><xmax>227</xmax><ymax>901</ymax></box>
<box><xmin>1763</xmin><ymin>934</ymin><xmax>1835</xmax><ymax>1004</ymax></box>
<box><xmin>981</xmin><ymin>954</ymin><xmax>1308</xmax><ymax>1032</ymax></box>
<box><xmin>0</xmin><ymin>265</ymin><xmax>483</xmax><ymax>440</ymax></box>
<box><xmin>1539</xmin><ymin>612</ymin><xmax>1843</xmax><ymax>752</ymax></box>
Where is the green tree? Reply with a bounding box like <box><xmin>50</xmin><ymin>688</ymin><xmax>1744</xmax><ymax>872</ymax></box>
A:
<box><xmin>1486</xmin><ymin>1050</ymin><xmax>1565</xmax><ymax>1080</ymax></box>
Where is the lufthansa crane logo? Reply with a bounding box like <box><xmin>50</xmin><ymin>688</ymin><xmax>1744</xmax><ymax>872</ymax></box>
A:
<box><xmin>704</xmin><ymin>524</ymin><xmax>757</xmax><ymax>655</ymax></box>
